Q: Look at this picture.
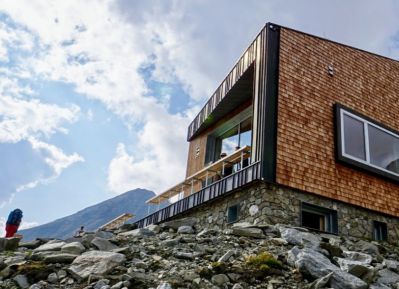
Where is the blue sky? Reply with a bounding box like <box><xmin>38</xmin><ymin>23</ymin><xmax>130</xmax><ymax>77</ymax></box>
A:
<box><xmin>0</xmin><ymin>0</ymin><xmax>398</xmax><ymax>232</ymax></box>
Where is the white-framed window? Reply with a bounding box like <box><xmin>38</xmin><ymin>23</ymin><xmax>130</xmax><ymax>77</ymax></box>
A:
<box><xmin>337</xmin><ymin>104</ymin><xmax>399</xmax><ymax>180</ymax></box>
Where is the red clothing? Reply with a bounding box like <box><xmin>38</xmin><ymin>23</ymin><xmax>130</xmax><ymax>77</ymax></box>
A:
<box><xmin>5</xmin><ymin>224</ymin><xmax>18</xmax><ymax>238</ymax></box>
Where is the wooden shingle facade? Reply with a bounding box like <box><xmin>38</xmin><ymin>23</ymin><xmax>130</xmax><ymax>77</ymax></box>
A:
<box><xmin>137</xmin><ymin>23</ymin><xmax>399</xmax><ymax>240</ymax></box>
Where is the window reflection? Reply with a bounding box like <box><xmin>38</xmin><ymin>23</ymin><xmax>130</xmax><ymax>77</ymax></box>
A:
<box><xmin>369</xmin><ymin>125</ymin><xmax>399</xmax><ymax>174</ymax></box>
<box><xmin>343</xmin><ymin>115</ymin><xmax>366</xmax><ymax>161</ymax></box>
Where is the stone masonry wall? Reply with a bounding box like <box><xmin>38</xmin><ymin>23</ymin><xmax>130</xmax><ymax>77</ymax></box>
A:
<box><xmin>175</xmin><ymin>181</ymin><xmax>399</xmax><ymax>243</ymax></box>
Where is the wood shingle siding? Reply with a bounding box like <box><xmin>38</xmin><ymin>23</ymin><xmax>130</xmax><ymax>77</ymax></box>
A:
<box><xmin>276</xmin><ymin>27</ymin><xmax>399</xmax><ymax>217</ymax></box>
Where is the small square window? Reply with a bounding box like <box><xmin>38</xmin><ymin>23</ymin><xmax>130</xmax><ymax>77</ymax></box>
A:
<box><xmin>373</xmin><ymin>221</ymin><xmax>388</xmax><ymax>241</ymax></box>
<box><xmin>301</xmin><ymin>203</ymin><xmax>338</xmax><ymax>234</ymax></box>
<box><xmin>227</xmin><ymin>204</ymin><xmax>239</xmax><ymax>223</ymax></box>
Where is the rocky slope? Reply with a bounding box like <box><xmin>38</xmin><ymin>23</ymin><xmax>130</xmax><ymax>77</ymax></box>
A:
<box><xmin>1</xmin><ymin>219</ymin><xmax>399</xmax><ymax>289</ymax></box>
<box><xmin>19</xmin><ymin>189</ymin><xmax>157</xmax><ymax>241</ymax></box>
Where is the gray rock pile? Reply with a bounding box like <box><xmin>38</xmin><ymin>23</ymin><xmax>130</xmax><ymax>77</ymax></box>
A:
<box><xmin>0</xmin><ymin>218</ymin><xmax>398</xmax><ymax>288</ymax></box>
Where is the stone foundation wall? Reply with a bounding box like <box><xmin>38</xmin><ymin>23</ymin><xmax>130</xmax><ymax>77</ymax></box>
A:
<box><xmin>174</xmin><ymin>181</ymin><xmax>399</xmax><ymax>243</ymax></box>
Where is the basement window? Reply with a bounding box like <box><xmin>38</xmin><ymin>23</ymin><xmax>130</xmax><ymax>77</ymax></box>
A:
<box><xmin>301</xmin><ymin>203</ymin><xmax>338</xmax><ymax>234</ymax></box>
<box><xmin>227</xmin><ymin>204</ymin><xmax>239</xmax><ymax>223</ymax></box>
<box><xmin>336</xmin><ymin>104</ymin><xmax>399</xmax><ymax>182</ymax></box>
<box><xmin>373</xmin><ymin>221</ymin><xmax>388</xmax><ymax>241</ymax></box>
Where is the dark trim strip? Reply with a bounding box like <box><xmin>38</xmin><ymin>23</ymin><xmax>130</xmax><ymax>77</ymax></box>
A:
<box><xmin>135</xmin><ymin>161</ymin><xmax>261</xmax><ymax>228</ymax></box>
<box><xmin>261</xmin><ymin>23</ymin><xmax>280</xmax><ymax>181</ymax></box>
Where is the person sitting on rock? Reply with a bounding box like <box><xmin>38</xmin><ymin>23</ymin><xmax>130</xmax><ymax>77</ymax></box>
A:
<box><xmin>74</xmin><ymin>226</ymin><xmax>85</xmax><ymax>237</ymax></box>
<box><xmin>5</xmin><ymin>208</ymin><xmax>23</xmax><ymax>238</ymax></box>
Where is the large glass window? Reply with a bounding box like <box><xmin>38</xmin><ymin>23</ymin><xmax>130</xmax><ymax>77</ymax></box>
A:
<box><xmin>205</xmin><ymin>115</ymin><xmax>252</xmax><ymax>164</ymax></box>
<box><xmin>338</xmin><ymin>105</ymin><xmax>399</xmax><ymax>180</ymax></box>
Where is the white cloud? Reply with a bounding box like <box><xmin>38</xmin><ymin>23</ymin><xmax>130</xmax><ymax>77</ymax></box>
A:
<box><xmin>10</xmin><ymin>138</ymin><xmax>85</xmax><ymax>194</ymax></box>
<box><xmin>28</xmin><ymin>138</ymin><xmax>84</xmax><ymax>176</ymax></box>
<box><xmin>1</xmin><ymin>0</ymin><xmax>398</xmax><ymax>199</ymax></box>
<box><xmin>0</xmin><ymin>93</ymin><xmax>80</xmax><ymax>143</ymax></box>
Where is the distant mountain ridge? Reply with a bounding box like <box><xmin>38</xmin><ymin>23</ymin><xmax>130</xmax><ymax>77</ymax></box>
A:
<box><xmin>20</xmin><ymin>188</ymin><xmax>156</xmax><ymax>241</ymax></box>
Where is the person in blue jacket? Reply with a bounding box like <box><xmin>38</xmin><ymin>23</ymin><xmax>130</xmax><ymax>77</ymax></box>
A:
<box><xmin>5</xmin><ymin>209</ymin><xmax>23</xmax><ymax>237</ymax></box>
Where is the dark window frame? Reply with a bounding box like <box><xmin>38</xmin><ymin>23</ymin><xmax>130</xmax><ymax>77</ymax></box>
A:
<box><xmin>373</xmin><ymin>220</ymin><xmax>388</xmax><ymax>241</ymax></box>
<box><xmin>335</xmin><ymin>104</ymin><xmax>399</xmax><ymax>183</ymax></box>
<box><xmin>300</xmin><ymin>202</ymin><xmax>338</xmax><ymax>234</ymax></box>
<box><xmin>227</xmin><ymin>204</ymin><xmax>240</xmax><ymax>224</ymax></box>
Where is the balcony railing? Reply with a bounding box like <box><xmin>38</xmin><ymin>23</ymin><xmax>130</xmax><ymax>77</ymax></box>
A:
<box><xmin>135</xmin><ymin>161</ymin><xmax>261</xmax><ymax>228</ymax></box>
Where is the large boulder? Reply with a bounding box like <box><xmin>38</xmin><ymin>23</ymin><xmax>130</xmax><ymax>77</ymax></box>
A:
<box><xmin>33</xmin><ymin>241</ymin><xmax>66</xmax><ymax>252</ymax></box>
<box><xmin>280</xmin><ymin>227</ymin><xmax>320</xmax><ymax>248</ymax></box>
<box><xmin>376</xmin><ymin>269</ymin><xmax>399</xmax><ymax>286</ymax></box>
<box><xmin>44</xmin><ymin>253</ymin><xmax>78</xmax><ymax>264</ymax></box>
<box><xmin>91</xmin><ymin>237</ymin><xmax>119</xmax><ymax>251</ymax></box>
<box><xmin>288</xmin><ymin>247</ymin><xmax>368</xmax><ymax>289</ymax></box>
<box><xmin>0</xmin><ymin>237</ymin><xmax>21</xmax><ymax>251</ymax></box>
<box><xmin>354</xmin><ymin>240</ymin><xmax>379</xmax><ymax>256</ymax></box>
<box><xmin>61</xmin><ymin>242</ymin><xmax>86</xmax><ymax>255</ymax></box>
<box><xmin>335</xmin><ymin>250</ymin><xmax>375</xmax><ymax>280</ymax></box>
<box><xmin>68</xmin><ymin>251</ymin><xmax>126</xmax><ymax>280</ymax></box>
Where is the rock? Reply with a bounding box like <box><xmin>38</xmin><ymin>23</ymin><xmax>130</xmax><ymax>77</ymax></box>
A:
<box><xmin>218</xmin><ymin>249</ymin><xmax>236</xmax><ymax>262</ymax></box>
<box><xmin>288</xmin><ymin>247</ymin><xmax>367</xmax><ymax>289</ymax></box>
<box><xmin>94</xmin><ymin>279</ymin><xmax>110</xmax><ymax>289</ymax></box>
<box><xmin>0</xmin><ymin>237</ymin><xmax>21</xmax><ymax>251</ymax></box>
<box><xmin>43</xmin><ymin>253</ymin><xmax>78</xmax><ymax>264</ymax></box>
<box><xmin>307</xmin><ymin>272</ymin><xmax>333</xmax><ymax>289</ymax></box>
<box><xmin>57</xmin><ymin>269</ymin><xmax>67</xmax><ymax>279</ymax></box>
<box><xmin>61</xmin><ymin>242</ymin><xmax>86</xmax><ymax>255</ymax></box>
<box><xmin>68</xmin><ymin>251</ymin><xmax>126</xmax><ymax>280</ymax></box>
<box><xmin>33</xmin><ymin>241</ymin><xmax>66</xmax><ymax>252</ymax></box>
<box><xmin>183</xmin><ymin>271</ymin><xmax>200</xmax><ymax>281</ymax></box>
<box><xmin>355</xmin><ymin>240</ymin><xmax>379</xmax><ymax>255</ymax></box>
<box><xmin>47</xmin><ymin>272</ymin><xmax>58</xmax><ymax>283</ymax></box>
<box><xmin>146</xmin><ymin>224</ymin><xmax>161</xmax><ymax>234</ymax></box>
<box><xmin>211</xmin><ymin>274</ymin><xmax>230</xmax><ymax>286</ymax></box>
<box><xmin>13</xmin><ymin>274</ymin><xmax>29</xmax><ymax>289</ymax></box>
<box><xmin>160</xmin><ymin>217</ymin><xmax>198</xmax><ymax>230</ymax></box>
<box><xmin>268</xmin><ymin>238</ymin><xmax>288</xmax><ymax>246</ymax></box>
<box><xmin>173</xmin><ymin>251</ymin><xmax>195</xmax><ymax>260</ymax></box>
<box><xmin>376</xmin><ymin>269</ymin><xmax>399</xmax><ymax>286</ymax></box>
<box><xmin>91</xmin><ymin>237</ymin><xmax>119</xmax><ymax>251</ymax></box>
<box><xmin>384</xmin><ymin>259</ymin><xmax>399</xmax><ymax>272</ymax></box>
<box><xmin>156</xmin><ymin>283</ymin><xmax>172</xmax><ymax>289</ymax></box>
<box><xmin>80</xmin><ymin>233</ymin><xmax>96</xmax><ymax>248</ymax></box>
<box><xmin>30</xmin><ymin>251</ymin><xmax>54</xmax><ymax>261</ymax></box>
<box><xmin>119</xmin><ymin>228</ymin><xmax>155</xmax><ymax>237</ymax></box>
<box><xmin>5</xmin><ymin>255</ymin><xmax>26</xmax><ymax>266</ymax></box>
<box><xmin>232</xmin><ymin>284</ymin><xmax>244</xmax><ymax>289</ymax></box>
<box><xmin>369</xmin><ymin>284</ymin><xmax>392</xmax><ymax>289</ymax></box>
<box><xmin>95</xmin><ymin>231</ymin><xmax>114</xmax><ymax>239</ymax></box>
<box><xmin>160</xmin><ymin>238</ymin><xmax>180</xmax><ymax>247</ymax></box>
<box><xmin>231</xmin><ymin>227</ymin><xmax>264</xmax><ymax>238</ymax></box>
<box><xmin>335</xmin><ymin>251</ymin><xmax>374</xmax><ymax>279</ymax></box>
<box><xmin>19</xmin><ymin>239</ymin><xmax>43</xmax><ymax>250</ymax></box>
<box><xmin>280</xmin><ymin>227</ymin><xmax>320</xmax><ymax>248</ymax></box>
<box><xmin>177</xmin><ymin>226</ymin><xmax>194</xmax><ymax>234</ymax></box>
<box><xmin>320</xmin><ymin>241</ymin><xmax>343</xmax><ymax>257</ymax></box>
<box><xmin>111</xmin><ymin>281</ymin><xmax>124</xmax><ymax>289</ymax></box>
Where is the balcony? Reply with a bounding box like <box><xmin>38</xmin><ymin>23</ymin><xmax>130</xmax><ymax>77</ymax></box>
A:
<box><xmin>136</xmin><ymin>146</ymin><xmax>261</xmax><ymax>228</ymax></box>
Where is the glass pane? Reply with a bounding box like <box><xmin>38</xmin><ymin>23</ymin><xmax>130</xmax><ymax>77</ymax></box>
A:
<box><xmin>368</xmin><ymin>125</ymin><xmax>399</xmax><ymax>174</ymax></box>
<box><xmin>239</xmin><ymin>117</ymin><xmax>252</xmax><ymax>148</ymax></box>
<box><xmin>220</xmin><ymin>126</ymin><xmax>239</xmax><ymax>156</ymax></box>
<box><xmin>343</xmin><ymin>114</ymin><xmax>366</xmax><ymax>160</ymax></box>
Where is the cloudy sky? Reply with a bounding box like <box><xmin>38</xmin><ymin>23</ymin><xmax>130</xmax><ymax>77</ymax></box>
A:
<box><xmin>0</xmin><ymin>0</ymin><xmax>398</xmax><ymax>232</ymax></box>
